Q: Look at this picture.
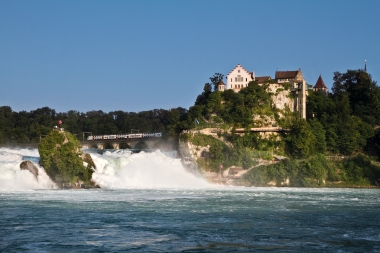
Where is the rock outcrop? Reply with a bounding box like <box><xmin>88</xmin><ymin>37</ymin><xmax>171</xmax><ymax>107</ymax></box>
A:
<box><xmin>20</xmin><ymin>160</ymin><xmax>39</xmax><ymax>180</ymax></box>
<box><xmin>38</xmin><ymin>129</ymin><xmax>97</xmax><ymax>188</ymax></box>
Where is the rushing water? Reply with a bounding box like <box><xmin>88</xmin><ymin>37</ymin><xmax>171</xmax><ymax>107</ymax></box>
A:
<box><xmin>1</xmin><ymin>148</ymin><xmax>380</xmax><ymax>252</ymax></box>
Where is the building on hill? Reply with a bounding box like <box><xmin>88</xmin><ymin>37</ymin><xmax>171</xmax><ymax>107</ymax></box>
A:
<box><xmin>255</xmin><ymin>76</ymin><xmax>272</xmax><ymax>84</ymax></box>
<box><xmin>223</xmin><ymin>64</ymin><xmax>307</xmax><ymax>119</ymax></box>
<box><xmin>226</xmin><ymin>64</ymin><xmax>254</xmax><ymax>92</ymax></box>
<box><xmin>275</xmin><ymin>69</ymin><xmax>307</xmax><ymax>119</ymax></box>
<box><xmin>313</xmin><ymin>75</ymin><xmax>328</xmax><ymax>94</ymax></box>
<box><xmin>275</xmin><ymin>70</ymin><xmax>303</xmax><ymax>84</ymax></box>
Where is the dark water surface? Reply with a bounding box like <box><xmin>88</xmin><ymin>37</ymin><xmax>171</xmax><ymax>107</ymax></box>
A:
<box><xmin>1</xmin><ymin>188</ymin><xmax>379</xmax><ymax>252</ymax></box>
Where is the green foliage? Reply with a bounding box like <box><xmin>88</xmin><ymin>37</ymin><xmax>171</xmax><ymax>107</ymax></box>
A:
<box><xmin>188</xmin><ymin>133</ymin><xmax>259</xmax><ymax>172</ymax></box>
<box><xmin>209</xmin><ymin>73</ymin><xmax>224</xmax><ymax>92</ymax></box>
<box><xmin>332</xmin><ymin>70</ymin><xmax>380</xmax><ymax>125</ymax></box>
<box><xmin>283</xmin><ymin>83</ymin><xmax>291</xmax><ymax>90</ymax></box>
<box><xmin>244</xmin><ymin>153</ymin><xmax>380</xmax><ymax>187</ymax></box>
<box><xmin>308</xmin><ymin>118</ymin><xmax>326</xmax><ymax>153</ymax></box>
<box><xmin>241</xmin><ymin>148</ymin><xmax>256</xmax><ymax>169</ymax></box>
<box><xmin>38</xmin><ymin>130</ymin><xmax>94</xmax><ymax>185</ymax></box>
<box><xmin>0</xmin><ymin>105</ymin><xmax>190</xmax><ymax>146</ymax></box>
<box><xmin>337</xmin><ymin>155</ymin><xmax>380</xmax><ymax>186</ymax></box>
<box><xmin>285</xmin><ymin>117</ymin><xmax>316</xmax><ymax>158</ymax></box>
<box><xmin>307</xmin><ymin>70</ymin><xmax>380</xmax><ymax>158</ymax></box>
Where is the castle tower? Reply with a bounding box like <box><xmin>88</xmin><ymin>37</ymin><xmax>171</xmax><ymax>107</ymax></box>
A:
<box><xmin>217</xmin><ymin>79</ymin><xmax>226</xmax><ymax>92</ymax></box>
<box><xmin>313</xmin><ymin>75</ymin><xmax>328</xmax><ymax>94</ymax></box>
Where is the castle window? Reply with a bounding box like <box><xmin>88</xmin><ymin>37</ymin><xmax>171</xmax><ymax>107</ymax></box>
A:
<box><xmin>238</xmin><ymin>70</ymin><xmax>240</xmax><ymax>73</ymax></box>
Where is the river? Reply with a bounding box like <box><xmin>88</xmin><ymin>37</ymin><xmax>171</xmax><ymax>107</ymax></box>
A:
<box><xmin>1</xmin><ymin>147</ymin><xmax>379</xmax><ymax>252</ymax></box>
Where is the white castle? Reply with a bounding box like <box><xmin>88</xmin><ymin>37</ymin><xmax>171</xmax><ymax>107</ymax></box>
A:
<box><xmin>218</xmin><ymin>64</ymin><xmax>309</xmax><ymax>119</ymax></box>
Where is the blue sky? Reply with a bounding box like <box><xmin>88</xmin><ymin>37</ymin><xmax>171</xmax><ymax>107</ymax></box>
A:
<box><xmin>1</xmin><ymin>0</ymin><xmax>379</xmax><ymax>113</ymax></box>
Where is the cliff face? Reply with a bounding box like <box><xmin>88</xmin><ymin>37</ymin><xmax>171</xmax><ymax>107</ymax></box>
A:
<box><xmin>268</xmin><ymin>85</ymin><xmax>293</xmax><ymax>111</ymax></box>
<box><xmin>38</xmin><ymin>129</ymin><xmax>96</xmax><ymax>188</ymax></box>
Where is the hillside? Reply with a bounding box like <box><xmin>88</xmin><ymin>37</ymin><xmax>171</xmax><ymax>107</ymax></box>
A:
<box><xmin>179</xmin><ymin>70</ymin><xmax>380</xmax><ymax>187</ymax></box>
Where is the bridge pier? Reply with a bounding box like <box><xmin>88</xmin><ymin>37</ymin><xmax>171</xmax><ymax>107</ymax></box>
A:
<box><xmin>83</xmin><ymin>138</ymin><xmax>164</xmax><ymax>150</ymax></box>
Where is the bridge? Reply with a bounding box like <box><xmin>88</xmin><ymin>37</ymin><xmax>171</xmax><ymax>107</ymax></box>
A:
<box><xmin>234</xmin><ymin>127</ymin><xmax>290</xmax><ymax>133</ymax></box>
<box><xmin>81</xmin><ymin>137</ymin><xmax>163</xmax><ymax>150</ymax></box>
<box><xmin>0</xmin><ymin>134</ymin><xmax>165</xmax><ymax>150</ymax></box>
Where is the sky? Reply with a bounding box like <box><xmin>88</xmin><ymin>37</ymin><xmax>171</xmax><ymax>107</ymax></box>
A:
<box><xmin>1</xmin><ymin>0</ymin><xmax>379</xmax><ymax>113</ymax></box>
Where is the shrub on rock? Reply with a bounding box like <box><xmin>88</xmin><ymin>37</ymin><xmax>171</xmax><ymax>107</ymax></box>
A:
<box><xmin>38</xmin><ymin>129</ymin><xmax>95</xmax><ymax>187</ymax></box>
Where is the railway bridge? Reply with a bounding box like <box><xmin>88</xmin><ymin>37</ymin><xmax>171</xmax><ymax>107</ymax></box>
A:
<box><xmin>81</xmin><ymin>137</ymin><xmax>163</xmax><ymax>150</ymax></box>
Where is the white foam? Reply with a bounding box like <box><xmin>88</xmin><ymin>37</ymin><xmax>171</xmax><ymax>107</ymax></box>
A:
<box><xmin>0</xmin><ymin>148</ymin><xmax>56</xmax><ymax>191</ymax></box>
<box><xmin>91</xmin><ymin>150</ymin><xmax>211</xmax><ymax>189</ymax></box>
<box><xmin>0</xmin><ymin>147</ymin><xmax>211</xmax><ymax>191</ymax></box>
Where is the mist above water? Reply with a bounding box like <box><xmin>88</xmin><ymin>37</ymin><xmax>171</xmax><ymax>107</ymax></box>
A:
<box><xmin>90</xmin><ymin>149</ymin><xmax>211</xmax><ymax>189</ymax></box>
<box><xmin>0</xmin><ymin>148</ymin><xmax>211</xmax><ymax>191</ymax></box>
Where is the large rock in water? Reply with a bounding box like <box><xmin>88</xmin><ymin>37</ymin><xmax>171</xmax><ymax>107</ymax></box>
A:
<box><xmin>20</xmin><ymin>160</ymin><xmax>39</xmax><ymax>180</ymax></box>
<box><xmin>38</xmin><ymin>129</ymin><xmax>97</xmax><ymax>188</ymax></box>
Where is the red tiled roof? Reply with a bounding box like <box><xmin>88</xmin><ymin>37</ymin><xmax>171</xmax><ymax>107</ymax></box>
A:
<box><xmin>275</xmin><ymin>70</ymin><xmax>299</xmax><ymax>79</ymax></box>
<box><xmin>218</xmin><ymin>79</ymin><xmax>225</xmax><ymax>85</ymax></box>
<box><xmin>255</xmin><ymin>76</ymin><xmax>271</xmax><ymax>83</ymax></box>
<box><xmin>314</xmin><ymin>75</ymin><xmax>327</xmax><ymax>89</ymax></box>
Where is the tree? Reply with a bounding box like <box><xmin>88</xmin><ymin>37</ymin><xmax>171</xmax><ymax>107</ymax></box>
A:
<box><xmin>308</xmin><ymin>118</ymin><xmax>326</xmax><ymax>154</ymax></box>
<box><xmin>285</xmin><ymin>117</ymin><xmax>316</xmax><ymax>158</ymax></box>
<box><xmin>0</xmin><ymin>106</ymin><xmax>14</xmax><ymax>143</ymax></box>
<box><xmin>195</xmin><ymin>83</ymin><xmax>212</xmax><ymax>105</ymax></box>
<box><xmin>332</xmin><ymin>69</ymin><xmax>380</xmax><ymax>126</ymax></box>
<box><xmin>209</xmin><ymin>141</ymin><xmax>224</xmax><ymax>168</ymax></box>
<box><xmin>210</xmin><ymin>73</ymin><xmax>224</xmax><ymax>91</ymax></box>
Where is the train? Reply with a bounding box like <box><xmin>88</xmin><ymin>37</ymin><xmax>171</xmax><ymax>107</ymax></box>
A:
<box><xmin>86</xmin><ymin>132</ymin><xmax>162</xmax><ymax>140</ymax></box>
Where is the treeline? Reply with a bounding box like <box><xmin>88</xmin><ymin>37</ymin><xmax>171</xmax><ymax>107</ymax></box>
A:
<box><xmin>305</xmin><ymin>70</ymin><xmax>380</xmax><ymax>157</ymax></box>
<box><xmin>0</xmin><ymin>107</ymin><xmax>201</xmax><ymax>144</ymax></box>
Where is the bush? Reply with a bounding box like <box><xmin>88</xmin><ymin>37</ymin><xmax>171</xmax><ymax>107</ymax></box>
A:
<box><xmin>38</xmin><ymin>130</ymin><xmax>94</xmax><ymax>186</ymax></box>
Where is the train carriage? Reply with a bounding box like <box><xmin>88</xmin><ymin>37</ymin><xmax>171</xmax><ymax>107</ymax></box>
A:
<box><xmin>86</xmin><ymin>132</ymin><xmax>162</xmax><ymax>141</ymax></box>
